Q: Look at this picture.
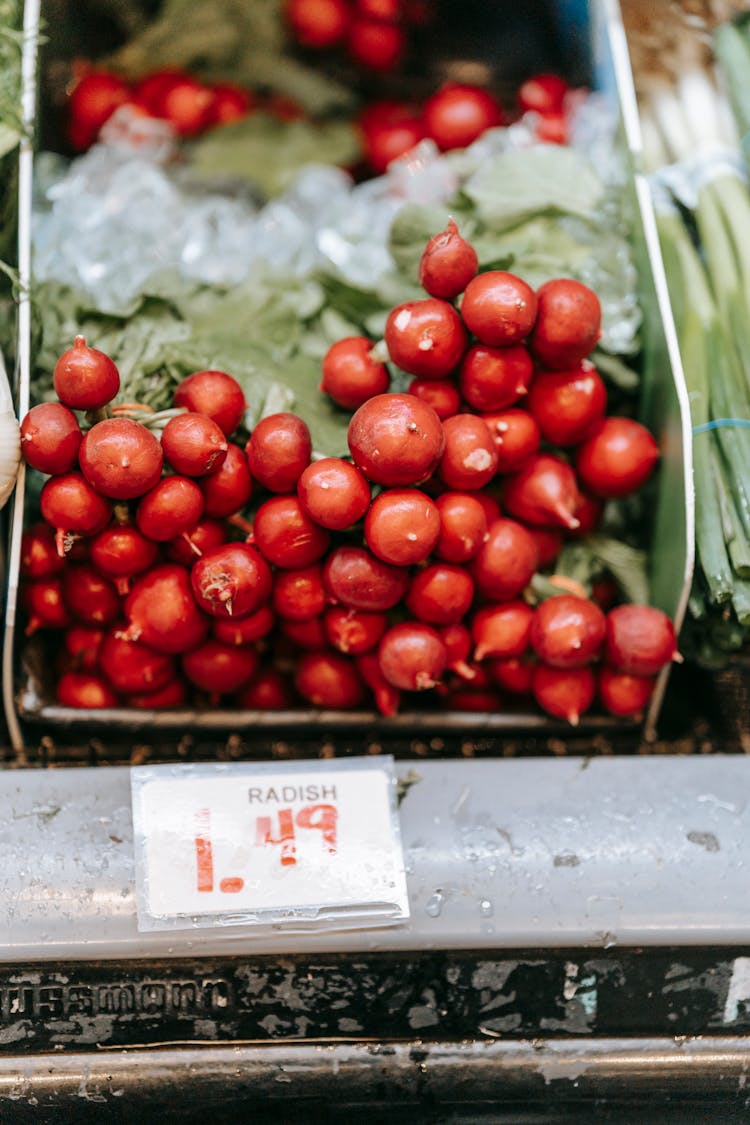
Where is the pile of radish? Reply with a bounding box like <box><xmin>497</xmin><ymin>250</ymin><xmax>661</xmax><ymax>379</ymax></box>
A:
<box><xmin>19</xmin><ymin>222</ymin><xmax>677</xmax><ymax>725</ymax></box>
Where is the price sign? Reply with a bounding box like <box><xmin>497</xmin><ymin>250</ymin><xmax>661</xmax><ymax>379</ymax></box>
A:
<box><xmin>130</xmin><ymin>758</ymin><xmax>410</xmax><ymax>932</ymax></box>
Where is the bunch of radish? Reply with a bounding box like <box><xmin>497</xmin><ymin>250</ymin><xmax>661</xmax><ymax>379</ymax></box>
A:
<box><xmin>284</xmin><ymin>0</ymin><xmax>432</xmax><ymax>75</ymax></box>
<box><xmin>19</xmin><ymin>223</ymin><xmax>677</xmax><ymax>725</ymax></box>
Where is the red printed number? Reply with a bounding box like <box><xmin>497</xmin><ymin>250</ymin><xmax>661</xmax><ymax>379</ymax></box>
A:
<box><xmin>195</xmin><ymin>803</ymin><xmax>338</xmax><ymax>891</ymax></box>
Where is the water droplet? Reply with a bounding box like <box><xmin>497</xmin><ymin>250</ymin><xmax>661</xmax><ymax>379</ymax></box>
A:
<box><xmin>479</xmin><ymin>899</ymin><xmax>494</xmax><ymax>918</ymax></box>
<box><xmin>425</xmin><ymin>891</ymin><xmax>444</xmax><ymax>917</ymax></box>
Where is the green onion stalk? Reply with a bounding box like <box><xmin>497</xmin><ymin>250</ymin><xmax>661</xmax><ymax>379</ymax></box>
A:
<box><xmin>640</xmin><ymin>44</ymin><xmax>750</xmax><ymax>664</ymax></box>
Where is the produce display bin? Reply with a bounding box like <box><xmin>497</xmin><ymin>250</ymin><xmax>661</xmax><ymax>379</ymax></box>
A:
<box><xmin>0</xmin><ymin>0</ymin><xmax>694</xmax><ymax>754</ymax></box>
<box><xmin>3</xmin><ymin>2</ymin><xmax>748</xmax><ymax>1123</ymax></box>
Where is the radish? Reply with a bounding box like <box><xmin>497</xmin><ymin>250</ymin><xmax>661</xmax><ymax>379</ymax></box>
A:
<box><xmin>532</xmin><ymin>664</ymin><xmax>596</xmax><ymax>725</ymax></box>
<box><xmin>236</xmin><ymin>667</ymin><xmax>297</xmax><ymax>710</ymax></box>
<box><xmin>470</xmin><ymin>517</ymin><xmax>539</xmax><ymax>602</ymax></box>
<box><xmin>348</xmin><ymin>393</ymin><xmax>445</xmax><ymax>486</ymax></box>
<box><xmin>384</xmin><ymin>299</ymin><xmax>468</xmax><ymax>379</ymax></box>
<box><xmin>459</xmin><ymin>343</ymin><xmax>534</xmax><ymax>413</ymax></box>
<box><xmin>161</xmin><ymin>411</ymin><xmax>229</xmax><ymax>477</ymax></box>
<box><xmin>377</xmin><ymin>621</ymin><xmax>448</xmax><ymax>691</ymax></box>
<box><xmin>121</xmin><ymin>563</ymin><xmax>209</xmax><ymax>653</ymax></box>
<box><xmin>61</xmin><ymin>563</ymin><xmax>121</xmax><ymax>626</ymax></box>
<box><xmin>438</xmin><ymin>414</ymin><xmax>499</xmax><ymax>491</ymax></box>
<box><xmin>90</xmin><ymin>524</ymin><xmax>159</xmax><ymax>595</ymax></box>
<box><xmin>99</xmin><ymin>631</ymin><xmax>175</xmax><ymax>694</ymax></box>
<box><xmin>530</xmin><ymin>278</ymin><xmax>602</xmax><ymax>369</ymax></box>
<box><xmin>20</xmin><ymin>402</ymin><xmax>82</xmax><ymax>475</ymax></box>
<box><xmin>527</xmin><ymin>361</ymin><xmax>607</xmax><ymax>447</ymax></box>
<box><xmin>598</xmin><ymin>665</ymin><xmax>656</xmax><ymax>717</ymax></box>
<box><xmin>245</xmin><ymin>412</ymin><xmax>312</xmax><ymax>493</ymax></box>
<box><xmin>126</xmin><ymin>679</ymin><xmax>188</xmax><ymax>709</ymax></box>
<box><xmin>199</xmin><ymin>443</ymin><xmax>253</xmax><ymax>518</ymax></box>
<box><xmin>281</xmin><ymin>616</ymin><xmax>329</xmax><ymax>651</ymax></box>
<box><xmin>503</xmin><ymin>453</ymin><xmax>582</xmax><ymax>530</ymax></box>
<box><xmin>182</xmin><ymin>640</ymin><xmax>260</xmax><ymax>701</ymax></box>
<box><xmin>320</xmin><ymin>337</ymin><xmax>390</xmax><ymax>411</ymax></box>
<box><xmin>434</xmin><ymin>492</ymin><xmax>488</xmax><ymax>563</ymax></box>
<box><xmin>166</xmin><ymin>518</ymin><xmax>228</xmax><ymax>565</ymax></box>
<box><xmin>272</xmin><ymin>565</ymin><xmax>327</xmax><ymax>622</ymax></box>
<box><xmin>297</xmin><ymin>458</ymin><xmax>371</xmax><ymax>531</ymax></box>
<box><xmin>64</xmin><ymin>625</ymin><xmax>105</xmax><ymax>671</ymax></box>
<box><xmin>406</xmin><ymin>563</ymin><xmax>474</xmax><ymax>625</ymax></box>
<box><xmin>40</xmin><ymin>472</ymin><xmax>112</xmax><ymax>557</ymax></box>
<box><xmin>294</xmin><ymin>651</ymin><xmax>365</xmax><ymax>709</ymax></box>
<box><xmin>407</xmin><ymin>378</ymin><xmax>462</xmax><ymax>420</ymax></box>
<box><xmin>57</xmin><ymin>671</ymin><xmax>119</xmax><ymax>709</ymax></box>
<box><xmin>356</xmin><ymin>651</ymin><xmax>401</xmax><ymax>716</ymax></box>
<box><xmin>459</xmin><ymin>271</ymin><xmax>537</xmax><ymax>346</ymax></box>
<box><xmin>418</xmin><ymin>219</ymin><xmax>479</xmax><ymax>300</ymax></box>
<box><xmin>364</xmin><ymin>488</ymin><xmax>440</xmax><ymax>566</ymax></box>
<box><xmin>136</xmin><ymin>476</ymin><xmax>205</xmax><ymax>542</ymax></box>
<box><xmin>482</xmin><ymin>409</ymin><xmax>540</xmax><ymax>474</ymax></box>
<box><xmin>575</xmin><ymin>416</ymin><xmax>660</xmax><ymax>499</ymax></box>
<box><xmin>53</xmin><ymin>335</ymin><xmax>120</xmax><ymax>410</ymax></box>
<box><xmin>191</xmin><ymin>542</ymin><xmax>272</xmax><ymax>619</ymax></box>
<box><xmin>253</xmin><ymin>495</ymin><xmax>331</xmax><ymax>569</ymax></box>
<box><xmin>486</xmin><ymin>654</ymin><xmax>536</xmax><ymax>695</ymax></box>
<box><xmin>213</xmin><ymin>604</ymin><xmax>276</xmax><ymax>645</ymax></box>
<box><xmin>78</xmin><ymin>418</ymin><xmax>163</xmax><ymax>500</ymax></box>
<box><xmin>324</xmin><ymin>607</ymin><xmax>388</xmax><ymax>654</ymax></box>
<box><xmin>323</xmin><ymin>545</ymin><xmax>409</xmax><ymax>611</ymax></box>
<box><xmin>471</xmin><ymin>601</ymin><xmax>534</xmax><ymax>661</ymax></box>
<box><xmin>173</xmin><ymin>369</ymin><xmax>246</xmax><ymax>436</ymax></box>
<box><xmin>21</xmin><ymin>523</ymin><xmax>66</xmax><ymax>579</ymax></box>
<box><xmin>23</xmin><ymin>578</ymin><xmax>72</xmax><ymax>635</ymax></box>
<box><xmin>529</xmin><ymin>594</ymin><xmax>606</xmax><ymax>669</ymax></box>
<box><xmin>604</xmin><ymin>604</ymin><xmax>678</xmax><ymax>676</ymax></box>
<box><xmin>439</xmin><ymin>622</ymin><xmax>477</xmax><ymax>680</ymax></box>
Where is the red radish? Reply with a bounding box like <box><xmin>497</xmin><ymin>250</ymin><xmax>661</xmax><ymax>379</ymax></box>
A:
<box><xmin>598</xmin><ymin>665</ymin><xmax>655</xmax><ymax>717</ymax></box>
<box><xmin>161</xmin><ymin>412</ymin><xmax>229</xmax><ymax>477</ymax></box>
<box><xmin>471</xmin><ymin>601</ymin><xmax>534</xmax><ymax>661</ymax></box>
<box><xmin>460</xmin><ymin>271</ymin><xmax>538</xmax><ymax>346</ymax></box>
<box><xmin>356</xmin><ymin>651</ymin><xmax>401</xmax><ymax>715</ymax></box>
<box><xmin>503</xmin><ymin>453</ymin><xmax>582</xmax><ymax>530</ymax></box>
<box><xmin>364</xmin><ymin>488</ymin><xmax>440</xmax><ymax>566</ymax></box>
<box><xmin>518</xmin><ymin>72</ymin><xmax>569</xmax><ymax>115</ymax></box>
<box><xmin>323</xmin><ymin>545</ymin><xmax>409</xmax><ymax>611</ymax></box>
<box><xmin>295</xmin><ymin>651</ymin><xmax>365</xmax><ymax>709</ymax></box>
<box><xmin>528</xmin><ymin>527</ymin><xmax>564</xmax><ymax>568</ymax></box>
<box><xmin>357</xmin><ymin>100</ymin><xmax>425</xmax><ymax>175</ymax></box>
<box><xmin>384</xmin><ymin>299</ymin><xmax>467</xmax><ymax>379</ymax></box>
<box><xmin>214</xmin><ymin>604</ymin><xmax>275</xmax><ymax>645</ymax></box>
<box><xmin>348</xmin><ymin>394</ymin><xmax>444</xmax><ymax>486</ymax></box>
<box><xmin>434</xmin><ymin>492</ymin><xmax>488</xmax><ymax>563</ymax></box>
<box><xmin>459</xmin><ymin>343</ymin><xmax>534</xmax><ymax>413</ymax></box>
<box><xmin>570</xmin><ymin>492</ymin><xmax>604</xmax><ymax>536</ymax></box>
<box><xmin>438</xmin><ymin>414</ymin><xmax>499</xmax><ymax>491</ymax></box>
<box><xmin>473</xmin><ymin>491</ymin><xmax>502</xmax><ymax>526</ymax></box>
<box><xmin>534</xmin><ymin>111</ymin><xmax>569</xmax><ymax>145</ymax></box>
<box><xmin>40</xmin><ymin>472</ymin><xmax>112</xmax><ymax>556</ymax></box>
<box><xmin>89</xmin><ymin>525</ymin><xmax>158</xmax><ymax>595</ymax></box>
<box><xmin>406</xmin><ymin>563</ymin><xmax>474</xmax><ymax>625</ymax></box>
<box><xmin>167</xmin><ymin>518</ymin><xmax>227</xmax><ymax>565</ymax></box>
<box><xmin>133</xmin><ymin>68</ymin><xmax>188</xmax><ymax>111</ymax></box>
<box><xmin>182</xmin><ymin>640</ymin><xmax>259</xmax><ymax>699</ymax></box>
<box><xmin>173</xmin><ymin>370</ymin><xmax>246</xmax><ymax>436</ymax></box>
<box><xmin>57</xmin><ymin>671</ymin><xmax>118</xmax><ymax>709</ymax></box>
<box><xmin>210</xmin><ymin>82</ymin><xmax>254</xmax><ymax>125</ymax></box>
<box><xmin>530</xmin><ymin>278</ymin><xmax>602</xmax><ymax>369</ymax></box>
<box><xmin>285</xmin><ymin>0</ymin><xmax>350</xmax><ymax>47</ymax></box>
<box><xmin>470</xmin><ymin>517</ymin><xmax>539</xmax><ymax>601</ymax></box>
<box><xmin>575</xmin><ymin>416</ymin><xmax>660</xmax><ymax>499</ymax></box>
<box><xmin>355</xmin><ymin>0</ymin><xmax>404</xmax><ymax>23</ymax></box>
<box><xmin>482</xmin><ymin>409</ymin><xmax>540</xmax><ymax>474</ymax></box>
<box><xmin>347</xmin><ymin>16</ymin><xmax>406</xmax><ymax>70</ymax></box>
<box><xmin>532</xmin><ymin>664</ymin><xmax>596</xmax><ymax>725</ymax></box>
<box><xmin>64</xmin><ymin>625</ymin><xmax>105</xmax><ymax>671</ymax></box>
<box><xmin>439</xmin><ymin>622</ymin><xmax>476</xmax><ymax>679</ymax></box>
<box><xmin>67</xmin><ymin>72</ymin><xmax>131</xmax><ymax>149</ymax></box>
<box><xmin>126</xmin><ymin>679</ymin><xmax>188</xmax><ymax>709</ymax></box>
<box><xmin>99</xmin><ymin>631</ymin><xmax>175</xmax><ymax>694</ymax></box>
<box><xmin>136</xmin><ymin>476</ymin><xmax>204</xmax><ymax>542</ymax></box>
<box><xmin>24</xmin><ymin>578</ymin><xmax>72</xmax><ymax>634</ymax></box>
<box><xmin>21</xmin><ymin>523</ymin><xmax>66</xmax><ymax>579</ymax></box>
<box><xmin>53</xmin><ymin>335</ymin><xmax>120</xmax><ymax>410</ymax></box>
<box><xmin>236</xmin><ymin>667</ymin><xmax>296</xmax><ymax>710</ymax></box>
<box><xmin>604</xmin><ymin>604</ymin><xmax>678</xmax><ymax>676</ymax></box>
<box><xmin>191</xmin><ymin>542</ymin><xmax>272</xmax><ymax>619</ymax></box>
<box><xmin>272</xmin><ymin>565</ymin><xmax>327</xmax><ymax>621</ymax></box>
<box><xmin>297</xmin><ymin>458</ymin><xmax>371</xmax><ymax>531</ymax></box>
<box><xmin>418</xmin><ymin>219</ymin><xmax>479</xmax><ymax>300</ymax></box>
<box><xmin>281</xmin><ymin>616</ymin><xmax>329</xmax><ymax>651</ymax></box>
<box><xmin>245</xmin><ymin>412</ymin><xmax>312</xmax><ymax>492</ymax></box>
<box><xmin>79</xmin><ymin>418</ymin><xmax>163</xmax><ymax>500</ymax></box>
<box><xmin>486</xmin><ymin>654</ymin><xmax>536</xmax><ymax>695</ymax></box>
<box><xmin>122</xmin><ymin>563</ymin><xmax>208</xmax><ymax>653</ymax></box>
<box><xmin>199</xmin><ymin>443</ymin><xmax>253</xmax><ymax>518</ymax></box>
<box><xmin>422</xmin><ymin>83</ymin><xmax>504</xmax><ymax>151</ymax></box>
<box><xmin>320</xmin><ymin>337</ymin><xmax>390</xmax><ymax>410</ymax></box>
<box><xmin>529</xmin><ymin>594</ymin><xmax>606</xmax><ymax>668</ymax></box>
<box><xmin>152</xmin><ymin>76</ymin><xmax>216</xmax><ymax>136</ymax></box>
<box><xmin>443</xmin><ymin>687</ymin><xmax>503</xmax><ymax>712</ymax></box>
<box><xmin>61</xmin><ymin>564</ymin><xmax>121</xmax><ymax>626</ymax></box>
<box><xmin>253</xmin><ymin>495</ymin><xmax>330</xmax><ymax>568</ymax></box>
<box><xmin>407</xmin><ymin>378</ymin><xmax>461</xmax><ymax>420</ymax></box>
<box><xmin>20</xmin><ymin>402</ymin><xmax>82</xmax><ymax>475</ymax></box>
<box><xmin>378</xmin><ymin>621</ymin><xmax>447</xmax><ymax>691</ymax></box>
<box><xmin>324</xmin><ymin>607</ymin><xmax>388</xmax><ymax>654</ymax></box>
<box><xmin>527</xmin><ymin>361</ymin><xmax>607</xmax><ymax>446</ymax></box>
